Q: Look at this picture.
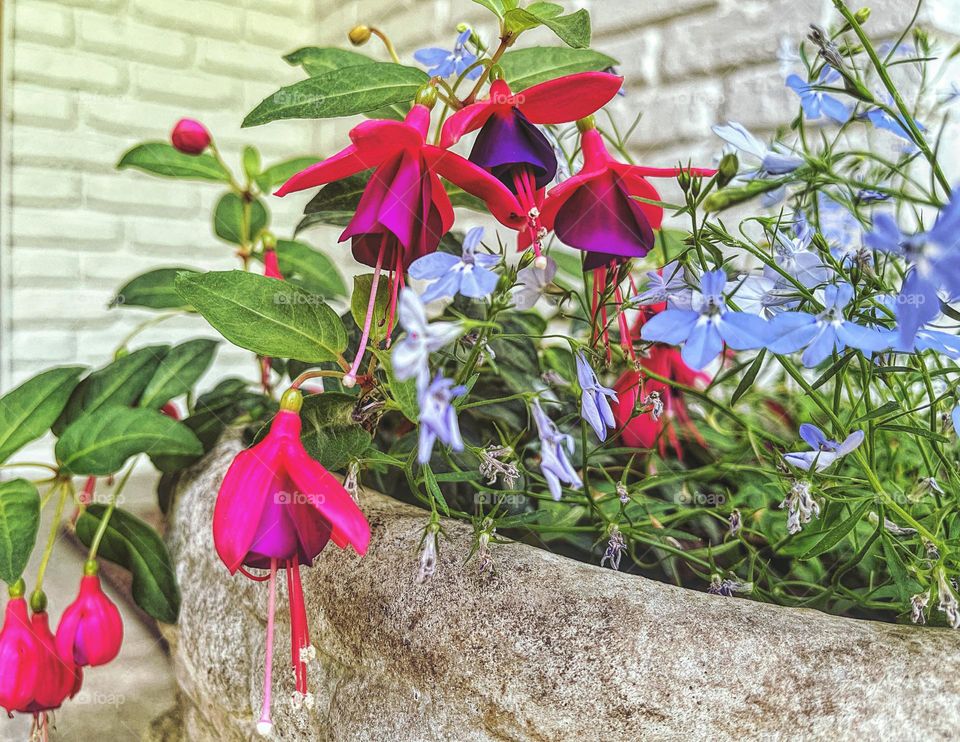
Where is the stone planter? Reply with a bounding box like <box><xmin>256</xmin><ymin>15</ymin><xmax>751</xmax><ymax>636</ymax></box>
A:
<box><xmin>159</xmin><ymin>439</ymin><xmax>960</xmax><ymax>741</ymax></box>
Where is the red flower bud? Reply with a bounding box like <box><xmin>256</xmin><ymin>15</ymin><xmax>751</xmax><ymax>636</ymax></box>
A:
<box><xmin>171</xmin><ymin>118</ymin><xmax>211</xmax><ymax>155</ymax></box>
<box><xmin>56</xmin><ymin>569</ymin><xmax>124</xmax><ymax>667</ymax></box>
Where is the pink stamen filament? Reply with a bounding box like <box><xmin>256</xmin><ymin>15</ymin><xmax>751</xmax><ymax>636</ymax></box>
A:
<box><xmin>512</xmin><ymin>167</ymin><xmax>544</xmax><ymax>260</ymax></box>
<box><xmin>614</xmin><ymin>284</ymin><xmax>635</xmax><ymax>360</ymax></box>
<box><xmin>344</xmin><ymin>238</ymin><xmax>386</xmax><ymax>385</ymax></box>
<box><xmin>385</xmin><ymin>248</ymin><xmax>403</xmax><ymax>347</ymax></box>
<box><xmin>286</xmin><ymin>557</ymin><xmax>310</xmax><ymax>696</ymax></box>
<box><xmin>258</xmin><ymin>558</ymin><xmax>278</xmax><ymax>735</ymax></box>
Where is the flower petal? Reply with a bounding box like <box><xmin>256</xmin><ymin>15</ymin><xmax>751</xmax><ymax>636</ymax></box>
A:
<box><xmin>517</xmin><ymin>72</ymin><xmax>623</xmax><ymax>124</ymax></box>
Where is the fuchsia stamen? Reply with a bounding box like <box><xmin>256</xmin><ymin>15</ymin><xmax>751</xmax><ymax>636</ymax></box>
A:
<box><xmin>614</xmin><ymin>283</ymin><xmax>635</xmax><ymax>360</ymax></box>
<box><xmin>286</xmin><ymin>558</ymin><xmax>311</xmax><ymax>700</ymax></box>
<box><xmin>385</xmin><ymin>248</ymin><xmax>403</xmax><ymax>347</ymax></box>
<box><xmin>257</xmin><ymin>558</ymin><xmax>278</xmax><ymax>737</ymax></box>
<box><xmin>343</xmin><ymin>239</ymin><xmax>386</xmax><ymax>388</ymax></box>
<box><xmin>512</xmin><ymin>167</ymin><xmax>547</xmax><ymax>265</ymax></box>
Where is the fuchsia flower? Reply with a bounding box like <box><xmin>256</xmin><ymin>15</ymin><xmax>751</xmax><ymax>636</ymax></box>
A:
<box><xmin>0</xmin><ymin>590</ymin><xmax>40</xmax><ymax>714</ymax></box>
<box><xmin>276</xmin><ymin>100</ymin><xmax>525</xmax><ymax>386</ymax></box>
<box><xmin>56</xmin><ymin>563</ymin><xmax>124</xmax><ymax>667</ymax></box>
<box><xmin>24</xmin><ymin>610</ymin><xmax>82</xmax><ymax>715</ymax></box>
<box><xmin>263</xmin><ymin>248</ymin><xmax>283</xmax><ymax>279</ymax></box>
<box><xmin>213</xmin><ymin>388</ymin><xmax>370</xmax><ymax>735</ymax></box>
<box><xmin>441</xmin><ymin>73</ymin><xmax>623</xmax><ymax>265</ymax></box>
<box><xmin>170</xmin><ymin>118</ymin><xmax>211</xmax><ymax>155</ymax></box>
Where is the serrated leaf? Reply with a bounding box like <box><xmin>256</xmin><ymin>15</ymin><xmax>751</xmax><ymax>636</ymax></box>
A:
<box><xmin>499</xmin><ymin>47</ymin><xmax>617</xmax><ymax>90</ymax></box>
<box><xmin>0</xmin><ymin>366</ymin><xmax>84</xmax><ymax>464</ymax></box>
<box><xmin>112</xmin><ymin>268</ymin><xmax>198</xmax><ymax>310</ymax></box>
<box><xmin>800</xmin><ymin>499</ymin><xmax>872</xmax><ymax>559</ymax></box>
<box><xmin>255</xmin><ymin>156</ymin><xmax>322</xmax><ymax>191</ymax></box>
<box><xmin>213</xmin><ymin>192</ymin><xmax>269</xmax><ymax>245</ymax></box>
<box><xmin>117</xmin><ymin>142</ymin><xmax>230</xmax><ymax>182</ymax></box>
<box><xmin>75</xmin><ymin>505</ymin><xmax>180</xmax><ymax>623</ymax></box>
<box><xmin>274</xmin><ymin>240</ymin><xmax>347</xmax><ymax>298</ymax></box>
<box><xmin>299</xmin><ymin>393</ymin><xmax>371</xmax><ymax>470</ymax></box>
<box><xmin>350</xmin><ymin>273</ymin><xmax>391</xmax><ymax>344</ymax></box>
<box><xmin>243</xmin><ymin>63</ymin><xmax>429</xmax><ymax>127</ymax></box>
<box><xmin>139</xmin><ymin>339</ymin><xmax>219</xmax><ymax>409</ymax></box>
<box><xmin>57</xmin><ymin>406</ymin><xmax>203</xmax><ymax>475</ymax></box>
<box><xmin>176</xmin><ymin>270</ymin><xmax>347</xmax><ymax>363</ymax></box>
<box><xmin>283</xmin><ymin>46</ymin><xmax>375</xmax><ymax>76</ymax></box>
<box><xmin>0</xmin><ymin>479</ymin><xmax>40</xmax><ymax>585</ymax></box>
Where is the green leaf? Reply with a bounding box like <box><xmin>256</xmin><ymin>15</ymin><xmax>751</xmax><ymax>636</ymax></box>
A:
<box><xmin>299</xmin><ymin>392</ymin><xmax>371</xmax><ymax>469</ymax></box>
<box><xmin>112</xmin><ymin>268</ymin><xmax>198</xmax><ymax>310</ymax></box>
<box><xmin>242</xmin><ymin>145</ymin><xmax>261</xmax><ymax>181</ymax></box>
<box><xmin>499</xmin><ymin>47</ymin><xmax>617</xmax><ymax>90</ymax></box>
<box><xmin>800</xmin><ymin>499</ymin><xmax>872</xmax><ymax>559</ymax></box>
<box><xmin>213</xmin><ymin>192</ymin><xmax>269</xmax><ymax>245</ymax></box>
<box><xmin>283</xmin><ymin>46</ymin><xmax>375</xmax><ymax>76</ymax></box>
<box><xmin>422</xmin><ymin>465</ymin><xmax>450</xmax><ymax>516</ymax></box>
<box><xmin>56</xmin><ymin>406</ymin><xmax>203</xmax><ymax>476</ymax></box>
<box><xmin>503</xmin><ymin>6</ymin><xmax>591</xmax><ymax>48</ymax></box>
<box><xmin>472</xmin><ymin>0</ymin><xmax>508</xmax><ymax>17</ymax></box>
<box><xmin>255</xmin><ymin>156</ymin><xmax>322</xmax><ymax>191</ymax></box>
<box><xmin>243</xmin><ymin>63</ymin><xmax>429</xmax><ymax>127</ymax></box>
<box><xmin>0</xmin><ymin>479</ymin><xmax>40</xmax><ymax>585</ymax></box>
<box><xmin>350</xmin><ymin>273</ymin><xmax>391</xmax><ymax>343</ymax></box>
<box><xmin>274</xmin><ymin>240</ymin><xmax>347</xmax><ymax>298</ymax></box>
<box><xmin>75</xmin><ymin>505</ymin><xmax>180</xmax><ymax>623</ymax></box>
<box><xmin>0</xmin><ymin>366</ymin><xmax>84</xmax><ymax>464</ymax></box>
<box><xmin>176</xmin><ymin>270</ymin><xmax>347</xmax><ymax>363</ymax></box>
<box><xmin>138</xmin><ymin>339</ymin><xmax>219</xmax><ymax>409</ymax></box>
<box><xmin>117</xmin><ymin>142</ymin><xmax>230</xmax><ymax>182</ymax></box>
<box><xmin>377</xmin><ymin>351</ymin><xmax>419</xmax><ymax>423</ymax></box>
<box><xmin>297</xmin><ymin>171</ymin><xmax>372</xmax><ymax>232</ymax></box>
<box><xmin>731</xmin><ymin>350</ymin><xmax>766</xmax><ymax>404</ymax></box>
<box><xmin>445</xmin><ymin>184</ymin><xmax>488</xmax><ymax>212</ymax></box>
<box><xmin>56</xmin><ymin>346</ymin><xmax>169</xmax><ymax>434</ymax></box>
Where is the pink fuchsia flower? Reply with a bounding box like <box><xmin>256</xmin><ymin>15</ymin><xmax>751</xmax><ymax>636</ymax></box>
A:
<box><xmin>213</xmin><ymin>388</ymin><xmax>370</xmax><ymax>735</ymax></box>
<box><xmin>55</xmin><ymin>562</ymin><xmax>124</xmax><ymax>667</ymax></box>
<box><xmin>170</xmin><ymin>118</ymin><xmax>211</xmax><ymax>155</ymax></box>
<box><xmin>23</xmin><ymin>608</ymin><xmax>82</xmax><ymax>716</ymax></box>
<box><xmin>0</xmin><ymin>586</ymin><xmax>41</xmax><ymax>714</ymax></box>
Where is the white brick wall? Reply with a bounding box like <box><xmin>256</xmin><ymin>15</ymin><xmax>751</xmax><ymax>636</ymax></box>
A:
<box><xmin>1</xmin><ymin>0</ymin><xmax>958</xmax><ymax>389</ymax></box>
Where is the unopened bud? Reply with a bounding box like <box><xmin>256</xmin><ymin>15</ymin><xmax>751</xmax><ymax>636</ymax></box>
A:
<box><xmin>29</xmin><ymin>589</ymin><xmax>47</xmax><ymax>614</ymax></box>
<box><xmin>279</xmin><ymin>388</ymin><xmax>303</xmax><ymax>413</ymax></box>
<box><xmin>677</xmin><ymin>169</ymin><xmax>692</xmax><ymax>193</ymax></box>
<box><xmin>348</xmin><ymin>25</ymin><xmax>371</xmax><ymax>46</ymax></box>
<box><xmin>170</xmin><ymin>118</ymin><xmax>211</xmax><ymax>155</ymax></box>
<box><xmin>854</xmin><ymin>7</ymin><xmax>870</xmax><ymax>24</ymax></box>
<box><xmin>717</xmin><ymin>152</ymin><xmax>739</xmax><ymax>187</ymax></box>
<box><xmin>415</xmin><ymin>85</ymin><xmax>438</xmax><ymax>109</ymax></box>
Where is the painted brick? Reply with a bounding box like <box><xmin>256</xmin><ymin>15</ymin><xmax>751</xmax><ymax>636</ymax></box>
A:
<box><xmin>11</xmin><ymin>85</ymin><xmax>77</xmax><ymax>130</ymax></box>
<box><xmin>13</xmin><ymin>1</ymin><xmax>75</xmax><ymax>46</ymax></box>
<box><xmin>77</xmin><ymin>13</ymin><xmax>195</xmax><ymax>67</ymax></box>
<box><xmin>12</xmin><ymin>126</ymin><xmax>123</xmax><ymax>172</ymax></box>
<box><xmin>13</xmin><ymin>43</ymin><xmax>128</xmax><ymax>93</ymax></box>
<box><xmin>131</xmin><ymin>65</ymin><xmax>244</xmax><ymax>110</ymax></box>
<box><xmin>11</xmin><ymin>208</ymin><xmax>124</xmax><ymax>250</ymax></box>
<box><xmin>130</xmin><ymin>0</ymin><xmax>245</xmax><ymax>41</ymax></box>
<box><xmin>11</xmin><ymin>166</ymin><xmax>82</xmax><ymax>207</ymax></box>
<box><xmin>84</xmin><ymin>172</ymin><xmax>201</xmax><ymax>217</ymax></box>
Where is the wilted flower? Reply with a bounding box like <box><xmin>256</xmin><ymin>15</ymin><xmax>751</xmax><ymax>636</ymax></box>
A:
<box><xmin>478</xmin><ymin>446</ymin><xmax>519</xmax><ymax>489</ymax></box>
<box><xmin>782</xmin><ymin>423</ymin><xmax>864</xmax><ymax>472</ymax></box>
<box><xmin>343</xmin><ymin>461</ymin><xmax>361</xmax><ymax>503</ymax></box>
<box><xmin>616</xmin><ymin>481</ymin><xmax>630</xmax><ymax>504</ymax></box>
<box><xmin>937</xmin><ymin>570</ymin><xmax>960</xmax><ymax>629</ymax></box>
<box><xmin>416</xmin><ymin>525</ymin><xmax>439</xmax><ymax>584</ymax></box>
<box><xmin>728</xmin><ymin>509</ymin><xmax>742</xmax><ymax>538</ymax></box>
<box><xmin>780</xmin><ymin>480</ymin><xmax>820</xmax><ymax>534</ymax></box>
<box><xmin>867</xmin><ymin>511</ymin><xmax>917</xmax><ymax>537</ymax></box>
<box><xmin>910</xmin><ymin>591</ymin><xmax>929</xmax><ymax>625</ymax></box>
<box><xmin>531</xmin><ymin>400</ymin><xmax>582</xmax><ymax>500</ymax></box>
<box><xmin>708</xmin><ymin>575</ymin><xmax>754</xmax><ymax>597</ymax></box>
<box><xmin>600</xmin><ymin>527</ymin><xmax>626</xmax><ymax>570</ymax></box>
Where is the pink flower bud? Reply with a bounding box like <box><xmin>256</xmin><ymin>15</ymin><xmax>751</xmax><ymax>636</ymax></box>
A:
<box><xmin>171</xmin><ymin>118</ymin><xmax>211</xmax><ymax>155</ymax></box>
<box><xmin>56</xmin><ymin>570</ymin><xmax>124</xmax><ymax>667</ymax></box>
<box><xmin>263</xmin><ymin>248</ymin><xmax>283</xmax><ymax>279</ymax></box>
<box><xmin>0</xmin><ymin>595</ymin><xmax>41</xmax><ymax>714</ymax></box>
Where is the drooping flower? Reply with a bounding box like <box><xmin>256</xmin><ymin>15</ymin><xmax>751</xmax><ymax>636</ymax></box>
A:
<box><xmin>766</xmin><ymin>283</ymin><xmax>890</xmax><ymax>367</ymax></box>
<box><xmin>712</xmin><ymin>121</ymin><xmax>804</xmax><ymax>176</ymax></box>
<box><xmin>408</xmin><ymin>226</ymin><xmax>500</xmax><ymax>303</ymax></box>
<box><xmin>478</xmin><ymin>446</ymin><xmax>519</xmax><ymax>488</ymax></box>
<box><xmin>640</xmin><ymin>270</ymin><xmax>772</xmax><ymax>370</ymax></box>
<box><xmin>512</xmin><ymin>255</ymin><xmax>556</xmax><ymax>310</ymax></box>
<box><xmin>910</xmin><ymin>591</ymin><xmax>929</xmax><ymax>624</ymax></box>
<box><xmin>213</xmin><ymin>388</ymin><xmax>370</xmax><ymax>734</ymax></box>
<box><xmin>170</xmin><ymin>118</ymin><xmax>211</xmax><ymax>155</ymax></box>
<box><xmin>782</xmin><ymin>423</ymin><xmax>864</xmax><ymax>472</ymax></box>
<box><xmin>707</xmin><ymin>575</ymin><xmax>754</xmax><ymax>596</ymax></box>
<box><xmin>414</xmin><ymin>29</ymin><xmax>481</xmax><ymax>79</ymax></box>
<box><xmin>770</xmin><ymin>227</ymin><xmax>830</xmax><ymax>287</ymax></box>
<box><xmin>575</xmin><ymin>351</ymin><xmax>617</xmax><ymax>441</ymax></box>
<box><xmin>23</xmin><ymin>608</ymin><xmax>82</xmax><ymax>716</ymax></box>
<box><xmin>417</xmin><ymin>374</ymin><xmax>467</xmax><ymax>464</ymax></box>
<box><xmin>785</xmin><ymin>66</ymin><xmax>851</xmax><ymax>123</ymax></box>
<box><xmin>531</xmin><ymin>399</ymin><xmax>582</xmax><ymax>500</ymax></box>
<box><xmin>937</xmin><ymin>569</ymin><xmax>960</xmax><ymax>629</ymax></box>
<box><xmin>416</xmin><ymin>525</ymin><xmax>439</xmax><ymax>584</ymax></box>
<box><xmin>263</xmin><ymin>247</ymin><xmax>283</xmax><ymax>279</ymax></box>
<box><xmin>863</xmin><ymin>102</ymin><xmax>924</xmax><ymax>146</ymax></box>
<box><xmin>0</xmin><ymin>587</ymin><xmax>40</xmax><ymax>714</ymax></box>
<box><xmin>780</xmin><ymin>480</ymin><xmax>820</xmax><ymax>534</ymax></box>
<box><xmin>391</xmin><ymin>288</ymin><xmax>463</xmax><ymax>392</ymax></box>
<box><xmin>600</xmin><ymin>526</ymin><xmax>626</xmax><ymax>570</ymax></box>
<box><xmin>55</xmin><ymin>562</ymin><xmax>123</xmax><ymax>667</ymax></box>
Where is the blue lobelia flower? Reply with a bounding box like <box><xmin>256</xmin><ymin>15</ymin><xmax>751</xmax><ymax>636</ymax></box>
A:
<box><xmin>417</xmin><ymin>373</ymin><xmax>467</xmax><ymax>464</ymax></box>
<box><xmin>631</xmin><ymin>260</ymin><xmax>693</xmax><ymax>310</ymax></box>
<box><xmin>865</xmin><ymin>192</ymin><xmax>960</xmax><ymax>346</ymax></box>
<box><xmin>712</xmin><ymin>122</ymin><xmax>804</xmax><ymax>176</ymax></box>
<box><xmin>772</xmin><ymin>227</ymin><xmax>831</xmax><ymax>287</ymax></box>
<box><xmin>413</xmin><ymin>29</ymin><xmax>481</xmax><ymax>80</ymax></box>
<box><xmin>783</xmin><ymin>423</ymin><xmax>864</xmax><ymax>472</ymax></box>
<box><xmin>575</xmin><ymin>351</ymin><xmax>618</xmax><ymax>441</ymax></box>
<box><xmin>766</xmin><ymin>283</ymin><xmax>890</xmax><ymax>367</ymax></box>
<box><xmin>733</xmin><ymin>273</ymin><xmax>795</xmax><ymax>319</ymax></box>
<box><xmin>531</xmin><ymin>399</ymin><xmax>582</xmax><ymax>501</ymax></box>
<box><xmin>914</xmin><ymin>324</ymin><xmax>960</xmax><ymax>359</ymax></box>
<box><xmin>392</xmin><ymin>288</ymin><xmax>463</xmax><ymax>391</ymax></box>
<box><xmin>817</xmin><ymin>193</ymin><xmax>865</xmax><ymax>264</ymax></box>
<box><xmin>953</xmin><ymin>405</ymin><xmax>960</xmax><ymax>437</ymax></box>
<box><xmin>409</xmin><ymin>227</ymin><xmax>500</xmax><ymax>303</ymax></box>
<box><xmin>640</xmin><ymin>270</ymin><xmax>773</xmax><ymax>370</ymax></box>
<box><xmin>786</xmin><ymin>66</ymin><xmax>851</xmax><ymax>123</ymax></box>
<box><xmin>862</xmin><ymin>100</ymin><xmax>924</xmax><ymax>150</ymax></box>
<box><xmin>512</xmin><ymin>255</ymin><xmax>557</xmax><ymax>310</ymax></box>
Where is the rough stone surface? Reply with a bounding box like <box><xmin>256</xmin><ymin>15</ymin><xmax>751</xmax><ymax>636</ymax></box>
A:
<box><xmin>165</xmin><ymin>440</ymin><xmax>960</xmax><ymax>741</ymax></box>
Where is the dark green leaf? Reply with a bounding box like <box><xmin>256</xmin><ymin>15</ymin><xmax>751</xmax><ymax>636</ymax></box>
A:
<box><xmin>112</xmin><ymin>268</ymin><xmax>198</xmax><ymax>310</ymax></box>
<box><xmin>56</xmin><ymin>406</ymin><xmax>203</xmax><ymax>476</ymax></box>
<box><xmin>283</xmin><ymin>46</ymin><xmax>374</xmax><ymax>76</ymax></box>
<box><xmin>800</xmin><ymin>499</ymin><xmax>872</xmax><ymax>559</ymax></box>
<box><xmin>176</xmin><ymin>270</ymin><xmax>347</xmax><ymax>363</ymax></box>
<box><xmin>504</xmin><ymin>6</ymin><xmax>591</xmax><ymax>48</ymax></box>
<box><xmin>274</xmin><ymin>240</ymin><xmax>347</xmax><ymax>298</ymax></box>
<box><xmin>139</xmin><ymin>339</ymin><xmax>219</xmax><ymax>409</ymax></box>
<box><xmin>0</xmin><ymin>479</ymin><xmax>40</xmax><ymax>585</ymax></box>
<box><xmin>878</xmin><ymin>423</ymin><xmax>949</xmax><ymax>443</ymax></box>
<box><xmin>243</xmin><ymin>63</ymin><xmax>429</xmax><ymax>127</ymax></box>
<box><xmin>445</xmin><ymin>184</ymin><xmax>488</xmax><ymax>212</ymax></box>
<box><xmin>422</xmin><ymin>465</ymin><xmax>450</xmax><ymax>516</ymax></box>
<box><xmin>350</xmin><ymin>273</ymin><xmax>391</xmax><ymax>343</ymax></box>
<box><xmin>731</xmin><ymin>350</ymin><xmax>766</xmax><ymax>404</ymax></box>
<box><xmin>75</xmin><ymin>505</ymin><xmax>180</xmax><ymax>623</ymax></box>
<box><xmin>852</xmin><ymin>401</ymin><xmax>901</xmax><ymax>424</ymax></box>
<box><xmin>0</xmin><ymin>366</ymin><xmax>84</xmax><ymax>464</ymax></box>
<box><xmin>297</xmin><ymin>171</ymin><xmax>371</xmax><ymax>233</ymax></box>
<box><xmin>299</xmin><ymin>392</ymin><xmax>371</xmax><ymax>469</ymax></box>
<box><xmin>255</xmin><ymin>156</ymin><xmax>322</xmax><ymax>191</ymax></box>
<box><xmin>117</xmin><ymin>142</ymin><xmax>230</xmax><ymax>182</ymax></box>
<box><xmin>213</xmin><ymin>192</ymin><xmax>269</xmax><ymax>245</ymax></box>
<box><xmin>499</xmin><ymin>47</ymin><xmax>617</xmax><ymax>90</ymax></box>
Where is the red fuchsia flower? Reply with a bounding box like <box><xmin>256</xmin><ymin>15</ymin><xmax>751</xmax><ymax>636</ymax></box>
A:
<box><xmin>24</xmin><ymin>608</ymin><xmax>82</xmax><ymax>717</ymax></box>
<box><xmin>540</xmin><ymin>118</ymin><xmax>715</xmax><ymax>361</ymax></box>
<box><xmin>276</xmin><ymin>96</ymin><xmax>525</xmax><ymax>387</ymax></box>
<box><xmin>213</xmin><ymin>388</ymin><xmax>370</xmax><ymax>735</ymax></box>
<box><xmin>170</xmin><ymin>118</ymin><xmax>211</xmax><ymax>155</ymax></box>
<box><xmin>440</xmin><ymin>72</ymin><xmax>623</xmax><ymax>266</ymax></box>
<box><xmin>611</xmin><ymin>308</ymin><xmax>709</xmax><ymax>461</ymax></box>
<box><xmin>0</xmin><ymin>585</ymin><xmax>41</xmax><ymax>715</ymax></box>
<box><xmin>55</xmin><ymin>562</ymin><xmax>124</xmax><ymax>667</ymax></box>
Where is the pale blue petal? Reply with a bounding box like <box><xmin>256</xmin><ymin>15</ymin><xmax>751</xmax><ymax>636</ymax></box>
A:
<box><xmin>799</xmin><ymin>423</ymin><xmax>828</xmax><ymax>449</ymax></box>
<box><xmin>640</xmin><ymin>309</ymin><xmax>699</xmax><ymax>345</ymax></box>
<box><xmin>682</xmin><ymin>319</ymin><xmax>723</xmax><ymax>369</ymax></box>
<box><xmin>717</xmin><ymin>312</ymin><xmax>772</xmax><ymax>350</ymax></box>
<box><xmin>458</xmin><ymin>266</ymin><xmax>499</xmax><ymax>298</ymax></box>
<box><xmin>409</xmin><ymin>252</ymin><xmax>461</xmax><ymax>280</ymax></box>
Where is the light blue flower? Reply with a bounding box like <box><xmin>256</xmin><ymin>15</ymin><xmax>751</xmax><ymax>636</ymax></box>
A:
<box><xmin>409</xmin><ymin>227</ymin><xmax>500</xmax><ymax>303</ymax></box>
<box><xmin>417</xmin><ymin>373</ymin><xmax>467</xmax><ymax>464</ymax></box>
<box><xmin>575</xmin><ymin>352</ymin><xmax>617</xmax><ymax>441</ymax></box>
<box><xmin>712</xmin><ymin>122</ymin><xmax>804</xmax><ymax>176</ymax></box>
<box><xmin>862</xmin><ymin>99</ymin><xmax>924</xmax><ymax>150</ymax></box>
<box><xmin>767</xmin><ymin>283</ymin><xmax>889</xmax><ymax>367</ymax></box>
<box><xmin>786</xmin><ymin>66</ymin><xmax>851</xmax><ymax>123</ymax></box>
<box><xmin>783</xmin><ymin>423</ymin><xmax>864</xmax><ymax>472</ymax></box>
<box><xmin>772</xmin><ymin>228</ymin><xmax>830</xmax><ymax>287</ymax></box>
<box><xmin>953</xmin><ymin>405</ymin><xmax>960</xmax><ymax>437</ymax></box>
<box><xmin>631</xmin><ymin>261</ymin><xmax>692</xmax><ymax>310</ymax></box>
<box><xmin>733</xmin><ymin>274</ymin><xmax>795</xmax><ymax>319</ymax></box>
<box><xmin>392</xmin><ymin>288</ymin><xmax>463</xmax><ymax>391</ymax></box>
<box><xmin>817</xmin><ymin>193</ymin><xmax>865</xmax><ymax>264</ymax></box>
<box><xmin>414</xmin><ymin>29</ymin><xmax>481</xmax><ymax>80</ymax></box>
<box><xmin>531</xmin><ymin>400</ymin><xmax>582</xmax><ymax>501</ymax></box>
<box><xmin>512</xmin><ymin>256</ymin><xmax>556</xmax><ymax>310</ymax></box>
<box><xmin>640</xmin><ymin>270</ymin><xmax>773</xmax><ymax>370</ymax></box>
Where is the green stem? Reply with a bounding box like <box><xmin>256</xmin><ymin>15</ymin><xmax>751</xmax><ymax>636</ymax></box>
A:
<box><xmin>33</xmin><ymin>479</ymin><xmax>71</xmax><ymax>595</ymax></box>
<box><xmin>87</xmin><ymin>462</ymin><xmax>136</xmax><ymax>561</ymax></box>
